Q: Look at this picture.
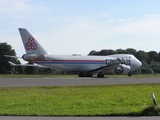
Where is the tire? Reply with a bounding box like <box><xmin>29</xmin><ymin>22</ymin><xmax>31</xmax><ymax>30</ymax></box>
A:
<box><xmin>128</xmin><ymin>72</ymin><xmax>132</xmax><ymax>77</ymax></box>
<box><xmin>97</xmin><ymin>73</ymin><xmax>104</xmax><ymax>78</ymax></box>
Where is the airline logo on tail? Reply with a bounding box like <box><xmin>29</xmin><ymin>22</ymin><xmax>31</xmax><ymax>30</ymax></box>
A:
<box><xmin>25</xmin><ymin>37</ymin><xmax>37</xmax><ymax>50</ymax></box>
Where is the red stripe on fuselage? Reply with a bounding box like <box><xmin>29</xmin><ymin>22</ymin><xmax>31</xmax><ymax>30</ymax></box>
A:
<box><xmin>28</xmin><ymin>60</ymin><xmax>106</xmax><ymax>63</ymax></box>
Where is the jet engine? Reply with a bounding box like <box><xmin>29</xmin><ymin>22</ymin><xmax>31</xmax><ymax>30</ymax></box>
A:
<box><xmin>43</xmin><ymin>68</ymin><xmax>52</xmax><ymax>73</ymax></box>
<box><xmin>22</xmin><ymin>54</ymin><xmax>38</xmax><ymax>61</ymax></box>
<box><xmin>115</xmin><ymin>64</ymin><xmax>131</xmax><ymax>75</ymax></box>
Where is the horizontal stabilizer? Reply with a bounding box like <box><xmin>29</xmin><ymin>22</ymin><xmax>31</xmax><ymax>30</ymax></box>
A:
<box><xmin>4</xmin><ymin>55</ymin><xmax>22</xmax><ymax>59</ymax></box>
<box><xmin>8</xmin><ymin>61</ymin><xmax>53</xmax><ymax>68</ymax></box>
<box><xmin>8</xmin><ymin>61</ymin><xmax>16</xmax><ymax>66</ymax></box>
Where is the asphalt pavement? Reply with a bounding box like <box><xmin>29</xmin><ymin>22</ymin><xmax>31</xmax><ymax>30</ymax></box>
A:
<box><xmin>0</xmin><ymin>77</ymin><xmax>160</xmax><ymax>87</ymax></box>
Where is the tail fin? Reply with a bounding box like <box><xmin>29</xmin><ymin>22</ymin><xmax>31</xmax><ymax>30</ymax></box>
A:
<box><xmin>18</xmin><ymin>28</ymin><xmax>48</xmax><ymax>54</ymax></box>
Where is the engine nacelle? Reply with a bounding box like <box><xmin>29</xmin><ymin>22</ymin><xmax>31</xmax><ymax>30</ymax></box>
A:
<box><xmin>43</xmin><ymin>68</ymin><xmax>52</xmax><ymax>73</ymax></box>
<box><xmin>22</xmin><ymin>54</ymin><xmax>38</xmax><ymax>61</ymax></box>
<box><xmin>115</xmin><ymin>64</ymin><xmax>131</xmax><ymax>75</ymax></box>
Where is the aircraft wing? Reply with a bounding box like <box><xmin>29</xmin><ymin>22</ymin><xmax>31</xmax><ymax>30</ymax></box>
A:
<box><xmin>88</xmin><ymin>58</ymin><xmax>123</xmax><ymax>73</ymax></box>
<box><xmin>8</xmin><ymin>61</ymin><xmax>60</xmax><ymax>73</ymax></box>
<box><xmin>89</xmin><ymin>63</ymin><xmax>118</xmax><ymax>73</ymax></box>
<box><xmin>8</xmin><ymin>61</ymin><xmax>50</xmax><ymax>68</ymax></box>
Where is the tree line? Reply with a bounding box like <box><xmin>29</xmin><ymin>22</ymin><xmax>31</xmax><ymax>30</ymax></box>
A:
<box><xmin>1</xmin><ymin>42</ymin><xmax>160</xmax><ymax>74</ymax></box>
<box><xmin>0</xmin><ymin>43</ymin><xmax>38</xmax><ymax>74</ymax></box>
<box><xmin>89</xmin><ymin>48</ymin><xmax>160</xmax><ymax>74</ymax></box>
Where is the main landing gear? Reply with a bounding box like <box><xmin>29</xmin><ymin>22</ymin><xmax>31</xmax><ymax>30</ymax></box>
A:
<box><xmin>97</xmin><ymin>72</ymin><xmax>104</xmax><ymax>78</ymax></box>
<box><xmin>78</xmin><ymin>72</ymin><xmax>105</xmax><ymax>78</ymax></box>
<box><xmin>43</xmin><ymin>68</ymin><xmax>51</xmax><ymax>73</ymax></box>
<box><xmin>78</xmin><ymin>72</ymin><xmax>93</xmax><ymax>77</ymax></box>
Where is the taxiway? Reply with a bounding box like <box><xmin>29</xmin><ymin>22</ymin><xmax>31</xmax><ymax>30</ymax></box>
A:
<box><xmin>0</xmin><ymin>77</ymin><xmax>160</xmax><ymax>87</ymax></box>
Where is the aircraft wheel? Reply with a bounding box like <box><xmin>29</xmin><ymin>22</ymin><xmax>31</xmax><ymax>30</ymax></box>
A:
<box><xmin>79</xmin><ymin>73</ymin><xmax>93</xmax><ymax>77</ymax></box>
<box><xmin>128</xmin><ymin>72</ymin><xmax>132</xmax><ymax>77</ymax></box>
<box><xmin>86</xmin><ymin>73</ymin><xmax>93</xmax><ymax>77</ymax></box>
<box><xmin>97</xmin><ymin>73</ymin><xmax>104</xmax><ymax>78</ymax></box>
<box><xmin>79</xmin><ymin>73</ymin><xmax>84</xmax><ymax>77</ymax></box>
<box><xmin>48</xmin><ymin>68</ymin><xmax>51</xmax><ymax>73</ymax></box>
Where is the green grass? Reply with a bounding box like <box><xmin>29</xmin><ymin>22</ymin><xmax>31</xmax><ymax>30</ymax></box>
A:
<box><xmin>1</xmin><ymin>74</ymin><xmax>160</xmax><ymax>78</ymax></box>
<box><xmin>0</xmin><ymin>84</ymin><xmax>160</xmax><ymax>116</ymax></box>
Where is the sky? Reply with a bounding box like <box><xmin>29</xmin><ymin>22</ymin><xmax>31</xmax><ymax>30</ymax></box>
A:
<box><xmin>1</xmin><ymin>0</ymin><xmax>160</xmax><ymax>63</ymax></box>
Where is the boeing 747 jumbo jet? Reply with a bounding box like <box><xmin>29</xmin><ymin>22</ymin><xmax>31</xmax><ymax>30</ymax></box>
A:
<box><xmin>7</xmin><ymin>28</ymin><xmax>142</xmax><ymax>77</ymax></box>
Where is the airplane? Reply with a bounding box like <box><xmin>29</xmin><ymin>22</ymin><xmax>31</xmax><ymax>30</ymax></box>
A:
<box><xmin>6</xmin><ymin>28</ymin><xmax>142</xmax><ymax>77</ymax></box>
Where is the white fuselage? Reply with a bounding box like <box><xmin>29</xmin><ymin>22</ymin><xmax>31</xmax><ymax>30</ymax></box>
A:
<box><xmin>26</xmin><ymin>54</ymin><xmax>142</xmax><ymax>73</ymax></box>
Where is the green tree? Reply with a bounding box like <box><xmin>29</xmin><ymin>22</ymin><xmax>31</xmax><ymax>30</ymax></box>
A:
<box><xmin>88</xmin><ymin>50</ymin><xmax>97</xmax><ymax>55</ymax></box>
<box><xmin>0</xmin><ymin>43</ymin><xmax>22</xmax><ymax>74</ymax></box>
<box><xmin>141</xmin><ymin>67</ymin><xmax>154</xmax><ymax>74</ymax></box>
<box><xmin>149</xmin><ymin>61</ymin><xmax>160</xmax><ymax>73</ymax></box>
<box><xmin>155</xmin><ymin>52</ymin><xmax>160</xmax><ymax>62</ymax></box>
<box><xmin>106</xmin><ymin>49</ymin><xmax>116</xmax><ymax>55</ymax></box>
<box><xmin>88</xmin><ymin>50</ymin><xmax>100</xmax><ymax>56</ymax></box>
<box><xmin>147</xmin><ymin>51</ymin><xmax>158</xmax><ymax>64</ymax></box>
<box><xmin>89</xmin><ymin>49</ymin><xmax>116</xmax><ymax>56</ymax></box>
<box><xmin>126</xmin><ymin>48</ymin><xmax>137</xmax><ymax>55</ymax></box>
<box><xmin>99</xmin><ymin>49</ymin><xmax>109</xmax><ymax>55</ymax></box>
<box><xmin>116</xmin><ymin>49</ymin><xmax>128</xmax><ymax>54</ymax></box>
<box><xmin>135</xmin><ymin>50</ymin><xmax>148</xmax><ymax>62</ymax></box>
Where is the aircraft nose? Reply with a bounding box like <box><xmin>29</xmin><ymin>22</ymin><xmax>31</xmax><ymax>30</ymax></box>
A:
<box><xmin>137</xmin><ymin>59</ymin><xmax>142</xmax><ymax>68</ymax></box>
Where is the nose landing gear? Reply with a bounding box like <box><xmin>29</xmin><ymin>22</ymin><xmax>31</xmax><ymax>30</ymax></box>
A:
<box><xmin>128</xmin><ymin>72</ymin><xmax>132</xmax><ymax>77</ymax></box>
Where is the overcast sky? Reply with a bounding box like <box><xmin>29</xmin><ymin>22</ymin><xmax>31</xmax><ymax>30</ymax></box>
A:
<box><xmin>1</xmin><ymin>0</ymin><xmax>160</xmax><ymax>62</ymax></box>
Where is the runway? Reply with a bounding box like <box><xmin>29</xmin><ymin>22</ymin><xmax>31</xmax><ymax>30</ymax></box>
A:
<box><xmin>0</xmin><ymin>77</ymin><xmax>160</xmax><ymax>87</ymax></box>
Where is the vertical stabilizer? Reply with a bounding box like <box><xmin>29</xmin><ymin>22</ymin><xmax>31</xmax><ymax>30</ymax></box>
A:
<box><xmin>18</xmin><ymin>28</ymin><xmax>48</xmax><ymax>54</ymax></box>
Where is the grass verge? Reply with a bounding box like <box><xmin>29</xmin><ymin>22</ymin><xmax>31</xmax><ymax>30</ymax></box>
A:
<box><xmin>0</xmin><ymin>84</ymin><xmax>160</xmax><ymax>116</ymax></box>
